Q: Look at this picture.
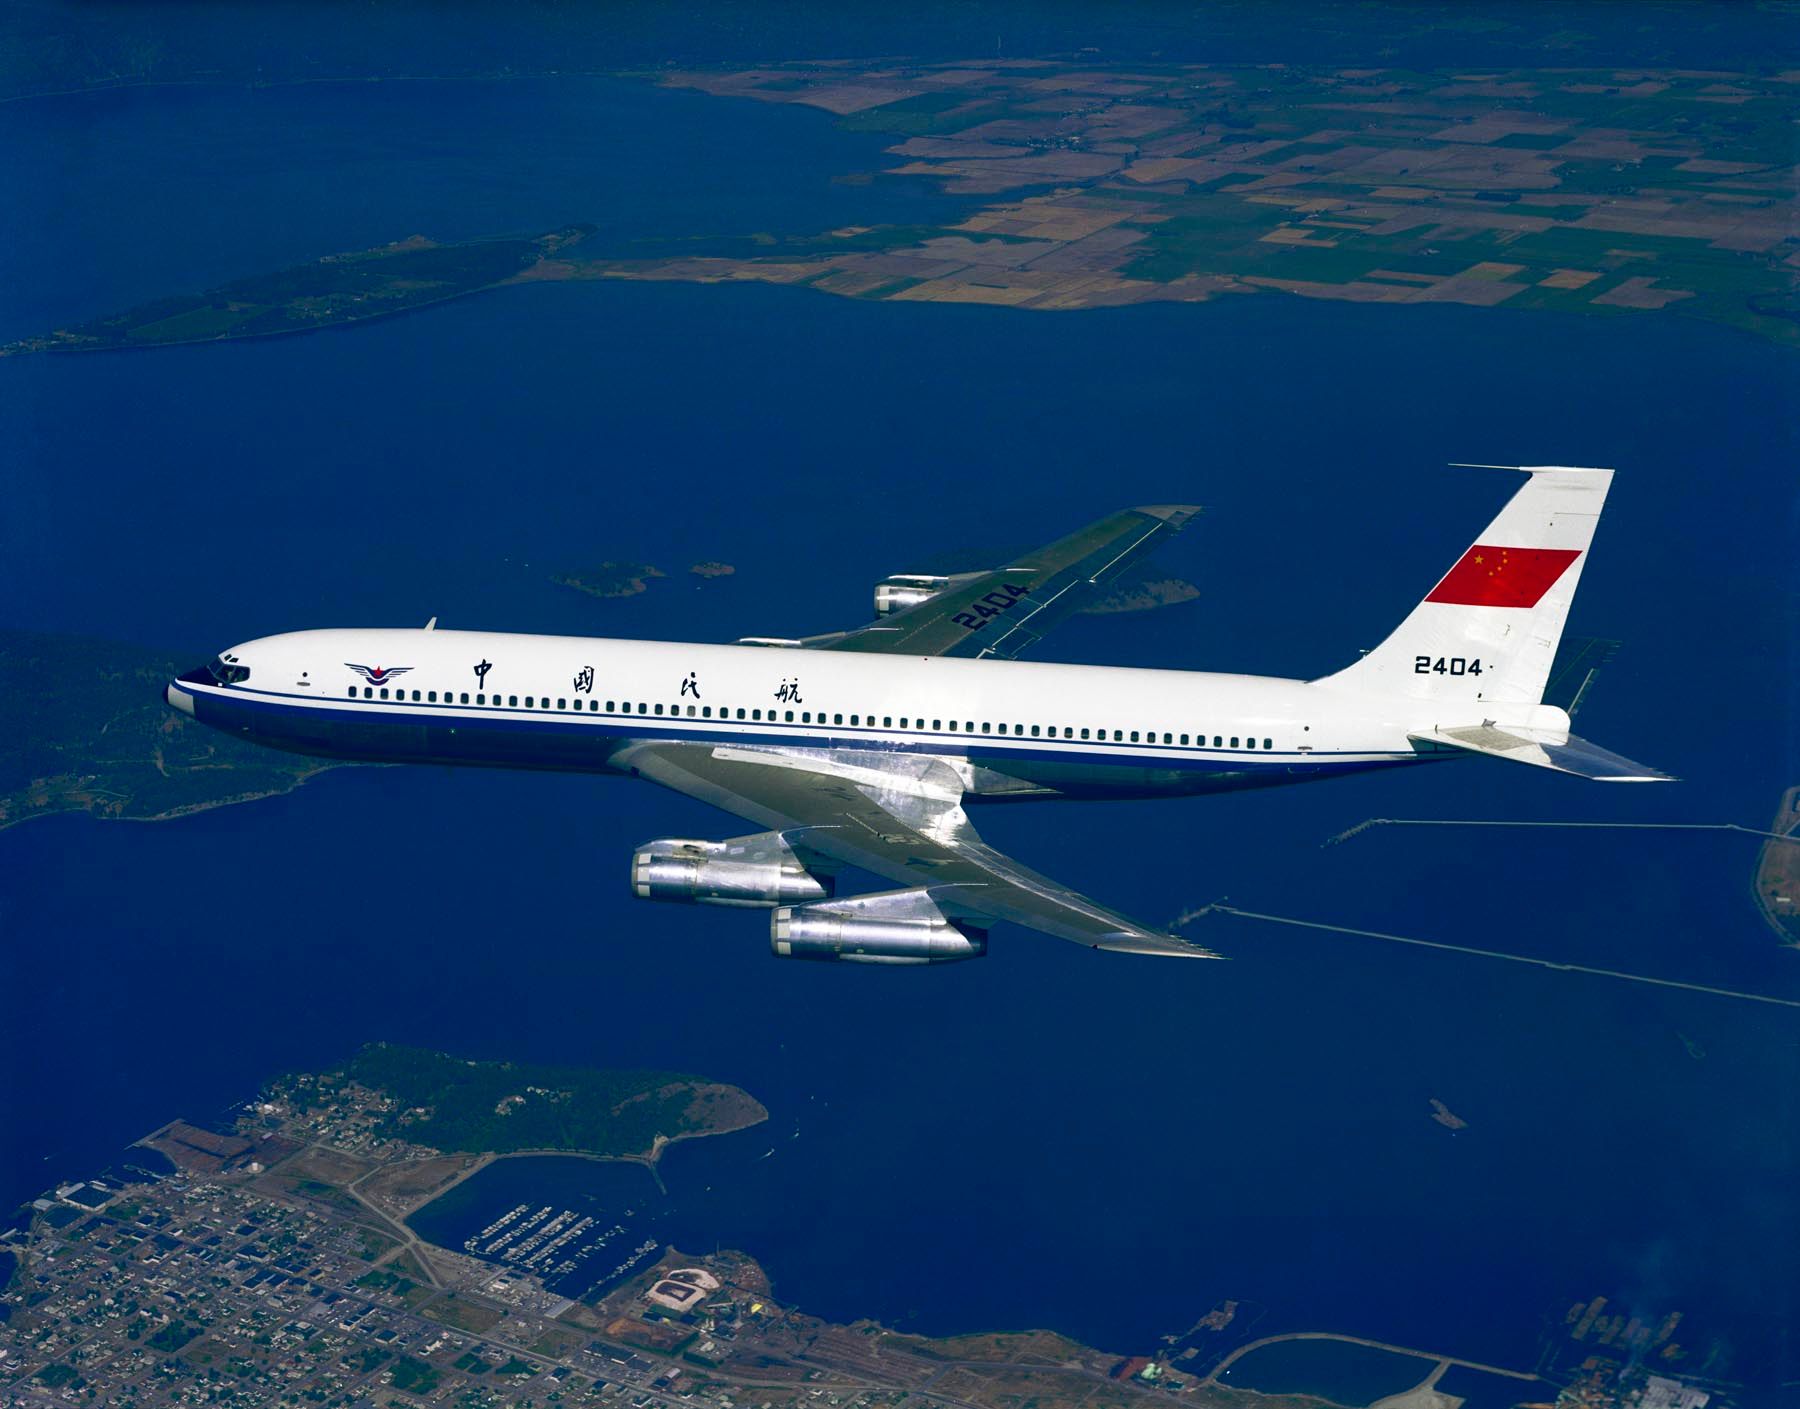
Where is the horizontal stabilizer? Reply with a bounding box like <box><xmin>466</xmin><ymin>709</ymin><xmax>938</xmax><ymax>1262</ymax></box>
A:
<box><xmin>1411</xmin><ymin>724</ymin><xmax>1673</xmax><ymax>782</ymax></box>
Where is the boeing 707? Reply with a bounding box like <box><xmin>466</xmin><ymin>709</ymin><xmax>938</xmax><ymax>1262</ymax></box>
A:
<box><xmin>166</xmin><ymin>466</ymin><xmax>1666</xmax><ymax>964</ymax></box>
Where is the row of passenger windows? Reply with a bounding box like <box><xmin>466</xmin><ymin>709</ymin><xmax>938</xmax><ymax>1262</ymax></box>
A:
<box><xmin>348</xmin><ymin>686</ymin><xmax>1275</xmax><ymax>750</ymax></box>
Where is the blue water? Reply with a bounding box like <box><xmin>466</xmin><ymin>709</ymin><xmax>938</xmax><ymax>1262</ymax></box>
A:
<box><xmin>2</xmin><ymin>65</ymin><xmax>1797</xmax><ymax>1389</ymax></box>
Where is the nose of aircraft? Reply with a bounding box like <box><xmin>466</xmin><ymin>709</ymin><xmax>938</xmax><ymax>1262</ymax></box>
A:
<box><xmin>166</xmin><ymin>665</ymin><xmax>211</xmax><ymax>716</ymax></box>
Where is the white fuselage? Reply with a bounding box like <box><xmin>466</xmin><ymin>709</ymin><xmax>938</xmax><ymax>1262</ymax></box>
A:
<box><xmin>167</xmin><ymin>627</ymin><xmax>1568</xmax><ymax>799</ymax></box>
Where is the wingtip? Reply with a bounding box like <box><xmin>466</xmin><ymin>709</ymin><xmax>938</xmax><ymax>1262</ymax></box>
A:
<box><xmin>1099</xmin><ymin>933</ymin><xmax>1224</xmax><ymax>959</ymax></box>
<box><xmin>1132</xmin><ymin>503</ymin><xmax>1203</xmax><ymax>526</ymax></box>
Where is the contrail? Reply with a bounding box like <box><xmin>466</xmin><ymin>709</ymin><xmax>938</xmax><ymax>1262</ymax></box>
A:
<box><xmin>1176</xmin><ymin>904</ymin><xmax>1800</xmax><ymax>1012</ymax></box>
<box><xmin>1323</xmin><ymin>817</ymin><xmax>1795</xmax><ymax>847</ymax></box>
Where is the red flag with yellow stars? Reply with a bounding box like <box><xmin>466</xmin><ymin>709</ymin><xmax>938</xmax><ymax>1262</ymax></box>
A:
<box><xmin>1424</xmin><ymin>544</ymin><xmax>1581</xmax><ymax>608</ymax></box>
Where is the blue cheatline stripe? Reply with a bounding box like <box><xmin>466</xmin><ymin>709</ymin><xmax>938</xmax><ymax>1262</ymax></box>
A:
<box><xmin>188</xmin><ymin>682</ymin><xmax>1422</xmax><ymax>777</ymax></box>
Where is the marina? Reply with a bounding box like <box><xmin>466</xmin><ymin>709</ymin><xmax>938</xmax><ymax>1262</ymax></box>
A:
<box><xmin>414</xmin><ymin>1156</ymin><xmax>681</xmax><ymax>1301</ymax></box>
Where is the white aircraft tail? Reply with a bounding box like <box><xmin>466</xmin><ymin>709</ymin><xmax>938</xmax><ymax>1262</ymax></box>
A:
<box><xmin>1317</xmin><ymin>466</ymin><xmax>1612</xmax><ymax>708</ymax></box>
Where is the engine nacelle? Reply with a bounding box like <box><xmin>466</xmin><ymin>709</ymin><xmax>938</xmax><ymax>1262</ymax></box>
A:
<box><xmin>771</xmin><ymin>888</ymin><xmax>986</xmax><ymax>965</ymax></box>
<box><xmin>873</xmin><ymin>574</ymin><xmax>949</xmax><ymax>616</ymax></box>
<box><xmin>632</xmin><ymin>832</ymin><xmax>832</xmax><ymax>908</ymax></box>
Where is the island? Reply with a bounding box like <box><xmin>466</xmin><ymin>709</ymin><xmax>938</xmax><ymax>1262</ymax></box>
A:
<box><xmin>555</xmin><ymin>562</ymin><xmax>668</xmax><ymax>599</ymax></box>
<box><xmin>0</xmin><ymin>629</ymin><xmax>338</xmax><ymax>832</ymax></box>
<box><xmin>2</xmin><ymin>1046</ymin><xmax>1714</xmax><ymax>1409</ymax></box>
<box><xmin>1427</xmin><ymin>1099</ymin><xmax>1468</xmax><ymax>1131</ymax></box>
<box><xmin>11</xmin><ymin>61</ymin><xmax>1795</xmax><ymax>353</ymax></box>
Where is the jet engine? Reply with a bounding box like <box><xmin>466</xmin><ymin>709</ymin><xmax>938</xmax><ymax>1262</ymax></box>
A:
<box><xmin>631</xmin><ymin>832</ymin><xmax>832</xmax><ymax>908</ymax></box>
<box><xmin>771</xmin><ymin>888</ymin><xmax>986</xmax><ymax>965</ymax></box>
<box><xmin>872</xmin><ymin>574</ymin><xmax>952</xmax><ymax>616</ymax></box>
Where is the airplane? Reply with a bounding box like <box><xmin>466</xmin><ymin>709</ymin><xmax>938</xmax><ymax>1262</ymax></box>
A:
<box><xmin>165</xmin><ymin>465</ymin><xmax>1667</xmax><ymax>965</ymax></box>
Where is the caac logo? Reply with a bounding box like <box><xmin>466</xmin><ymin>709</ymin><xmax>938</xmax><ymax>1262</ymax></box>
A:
<box><xmin>345</xmin><ymin>663</ymin><xmax>414</xmax><ymax>686</ymax></box>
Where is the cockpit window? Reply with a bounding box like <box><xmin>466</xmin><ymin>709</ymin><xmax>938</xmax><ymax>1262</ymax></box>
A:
<box><xmin>208</xmin><ymin>657</ymin><xmax>251</xmax><ymax>685</ymax></box>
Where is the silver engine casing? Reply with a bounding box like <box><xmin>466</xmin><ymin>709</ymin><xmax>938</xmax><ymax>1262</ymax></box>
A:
<box><xmin>631</xmin><ymin>832</ymin><xmax>832</xmax><ymax>908</ymax></box>
<box><xmin>772</xmin><ymin>888</ymin><xmax>986</xmax><ymax>964</ymax></box>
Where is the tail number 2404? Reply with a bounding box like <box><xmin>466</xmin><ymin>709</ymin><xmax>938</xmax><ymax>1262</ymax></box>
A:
<box><xmin>1415</xmin><ymin>656</ymin><xmax>1483</xmax><ymax>676</ymax></box>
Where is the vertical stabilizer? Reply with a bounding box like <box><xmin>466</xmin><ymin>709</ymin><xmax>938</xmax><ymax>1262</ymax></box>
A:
<box><xmin>1316</xmin><ymin>467</ymin><xmax>1612</xmax><ymax>707</ymax></box>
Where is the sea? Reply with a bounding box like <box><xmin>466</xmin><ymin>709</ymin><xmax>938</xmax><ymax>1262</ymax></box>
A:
<box><xmin>2</xmin><ymin>32</ymin><xmax>1797</xmax><ymax>1399</ymax></box>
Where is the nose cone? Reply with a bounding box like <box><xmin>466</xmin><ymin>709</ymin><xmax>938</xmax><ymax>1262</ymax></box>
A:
<box><xmin>165</xmin><ymin>679</ymin><xmax>196</xmax><ymax>717</ymax></box>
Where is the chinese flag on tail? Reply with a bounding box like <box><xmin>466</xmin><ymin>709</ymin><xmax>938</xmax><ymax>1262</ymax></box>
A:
<box><xmin>1424</xmin><ymin>545</ymin><xmax>1581</xmax><ymax>609</ymax></box>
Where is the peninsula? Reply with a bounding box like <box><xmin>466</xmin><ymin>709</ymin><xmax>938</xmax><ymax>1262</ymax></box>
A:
<box><xmin>9</xmin><ymin>61</ymin><xmax>1796</xmax><ymax>353</ymax></box>
<box><xmin>1</xmin><ymin>1048</ymin><xmax>1707</xmax><ymax>1409</ymax></box>
<box><xmin>0</xmin><ymin>629</ymin><xmax>337</xmax><ymax>832</ymax></box>
<box><xmin>4</xmin><ymin>226</ymin><xmax>593</xmax><ymax>355</ymax></box>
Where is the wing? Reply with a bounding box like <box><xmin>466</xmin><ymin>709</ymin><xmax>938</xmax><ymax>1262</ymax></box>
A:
<box><xmin>744</xmin><ymin>504</ymin><xmax>1200</xmax><ymax>660</ymax></box>
<box><xmin>615</xmin><ymin>739</ymin><xmax>1217</xmax><ymax>958</ymax></box>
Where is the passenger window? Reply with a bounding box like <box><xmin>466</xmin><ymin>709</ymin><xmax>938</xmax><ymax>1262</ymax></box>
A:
<box><xmin>1213</xmin><ymin>735</ymin><xmax>1222</xmax><ymax>747</ymax></box>
<box><xmin>1030</xmin><ymin>725</ymin><xmax>1040</xmax><ymax>737</ymax></box>
<box><xmin>1180</xmin><ymin>733</ymin><xmax>1189</xmax><ymax>745</ymax></box>
<box><xmin>1230</xmin><ymin>736</ymin><xmax>1240</xmax><ymax>748</ymax></box>
<box><xmin>883</xmin><ymin>716</ymin><xmax>893</xmax><ymax>728</ymax></box>
<box><xmin>1130</xmin><ymin>730</ymin><xmax>1140</xmax><ymax>742</ymax></box>
<box><xmin>654</xmin><ymin>703</ymin><xmax>663</xmax><ymax>715</ymax></box>
<box><xmin>1264</xmin><ymin>737</ymin><xmax>1273</xmax><ymax>749</ymax></box>
<box><xmin>638</xmin><ymin>703</ymin><xmax>647</xmax><ymax>714</ymax></box>
<box><xmin>981</xmin><ymin>722</ymin><xmax>991</xmax><ymax>734</ymax></box>
<box><xmin>753</xmin><ymin>708</ymin><xmax>762</xmax><ymax>720</ymax></box>
<box><xmin>426</xmin><ymin>690</ymin><xmax>436</xmax><ymax>702</ymax></box>
<box><xmin>1161</xmin><ymin>732</ymin><xmax>1170</xmax><ymax>744</ymax></box>
<box><xmin>948</xmin><ymin>721</ymin><xmax>958</xmax><ymax>732</ymax></box>
<box><xmin>784</xmin><ymin>710</ymin><xmax>794</xmax><ymax>722</ymax></box>
<box><xmin>1113</xmin><ymin>729</ymin><xmax>1123</xmax><ymax>741</ymax></box>
<box><xmin>526</xmin><ymin>696</ymin><xmax>535</xmax><ymax>708</ymax></box>
<box><xmin>736</xmin><ymin>708</ymin><xmax>745</xmax><ymax>719</ymax></box>
<box><xmin>557</xmin><ymin>699</ymin><xmax>566</xmax><ymax>710</ymax></box>
<box><xmin>379</xmin><ymin>687</ymin><xmax>389</xmax><ymax>699</ymax></box>
<box><xmin>966</xmin><ymin>722</ymin><xmax>975</xmax><ymax>732</ymax></box>
<box><xmin>850</xmin><ymin>714</ymin><xmax>859</xmax><ymax>726</ymax></box>
<box><xmin>901</xmin><ymin>717</ymin><xmax>910</xmax><ymax>729</ymax></box>
<box><xmin>932</xmin><ymin>719</ymin><xmax>941</xmax><ymax>730</ymax></box>
<box><xmin>834</xmin><ymin>713</ymin><xmax>843</xmax><ymax>725</ymax></box>
<box><xmin>802</xmin><ymin>711</ymin><xmax>812</xmax><ymax>723</ymax></box>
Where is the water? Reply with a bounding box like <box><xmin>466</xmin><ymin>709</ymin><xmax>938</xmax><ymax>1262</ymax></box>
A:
<box><xmin>3</xmin><ymin>61</ymin><xmax>1797</xmax><ymax>1389</ymax></box>
<box><xmin>1217</xmin><ymin>1338</ymin><xmax>1431</xmax><ymax>1405</ymax></box>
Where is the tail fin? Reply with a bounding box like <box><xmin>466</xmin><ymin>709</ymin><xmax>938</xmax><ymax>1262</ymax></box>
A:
<box><xmin>1317</xmin><ymin>466</ymin><xmax>1611</xmax><ymax>707</ymax></box>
